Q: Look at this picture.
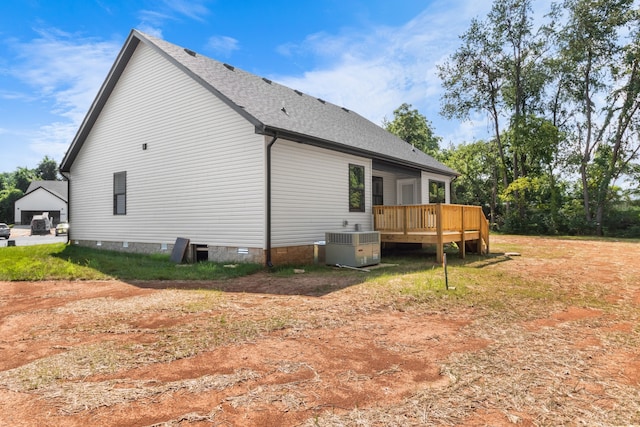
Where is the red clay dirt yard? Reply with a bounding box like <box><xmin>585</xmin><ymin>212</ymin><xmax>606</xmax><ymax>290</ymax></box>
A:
<box><xmin>0</xmin><ymin>235</ymin><xmax>639</xmax><ymax>426</ymax></box>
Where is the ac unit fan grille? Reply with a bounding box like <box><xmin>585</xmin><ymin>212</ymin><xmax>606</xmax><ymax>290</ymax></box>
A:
<box><xmin>325</xmin><ymin>231</ymin><xmax>380</xmax><ymax>245</ymax></box>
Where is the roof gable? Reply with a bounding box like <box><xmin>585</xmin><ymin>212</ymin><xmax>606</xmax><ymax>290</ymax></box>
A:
<box><xmin>24</xmin><ymin>180</ymin><xmax>68</xmax><ymax>201</ymax></box>
<box><xmin>61</xmin><ymin>29</ymin><xmax>457</xmax><ymax>176</ymax></box>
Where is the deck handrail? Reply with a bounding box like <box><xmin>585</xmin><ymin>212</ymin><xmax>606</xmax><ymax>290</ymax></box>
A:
<box><xmin>373</xmin><ymin>203</ymin><xmax>490</xmax><ymax>255</ymax></box>
<box><xmin>373</xmin><ymin>204</ymin><xmax>484</xmax><ymax>232</ymax></box>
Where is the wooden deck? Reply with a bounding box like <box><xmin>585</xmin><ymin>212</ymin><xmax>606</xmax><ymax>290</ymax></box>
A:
<box><xmin>373</xmin><ymin>204</ymin><xmax>490</xmax><ymax>263</ymax></box>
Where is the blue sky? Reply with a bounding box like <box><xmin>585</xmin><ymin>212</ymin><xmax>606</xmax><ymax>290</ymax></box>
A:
<box><xmin>0</xmin><ymin>0</ymin><xmax>550</xmax><ymax>174</ymax></box>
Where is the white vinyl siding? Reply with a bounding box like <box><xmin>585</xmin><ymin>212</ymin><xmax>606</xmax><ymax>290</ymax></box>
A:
<box><xmin>69</xmin><ymin>43</ymin><xmax>265</xmax><ymax>247</ymax></box>
<box><xmin>371</xmin><ymin>170</ymin><xmax>397</xmax><ymax>206</ymax></box>
<box><xmin>271</xmin><ymin>139</ymin><xmax>372</xmax><ymax>247</ymax></box>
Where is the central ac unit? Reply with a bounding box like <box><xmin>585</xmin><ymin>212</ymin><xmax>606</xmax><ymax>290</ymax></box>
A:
<box><xmin>325</xmin><ymin>231</ymin><xmax>380</xmax><ymax>267</ymax></box>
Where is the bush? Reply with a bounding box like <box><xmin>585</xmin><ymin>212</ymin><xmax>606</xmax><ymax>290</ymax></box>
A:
<box><xmin>602</xmin><ymin>204</ymin><xmax>640</xmax><ymax>238</ymax></box>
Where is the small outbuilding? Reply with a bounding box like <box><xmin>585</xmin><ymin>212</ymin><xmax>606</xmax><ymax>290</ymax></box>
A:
<box><xmin>14</xmin><ymin>180</ymin><xmax>68</xmax><ymax>226</ymax></box>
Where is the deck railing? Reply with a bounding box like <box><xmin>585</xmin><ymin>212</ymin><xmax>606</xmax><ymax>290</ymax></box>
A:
<box><xmin>373</xmin><ymin>204</ymin><xmax>438</xmax><ymax>233</ymax></box>
<box><xmin>373</xmin><ymin>203</ymin><xmax>490</xmax><ymax>258</ymax></box>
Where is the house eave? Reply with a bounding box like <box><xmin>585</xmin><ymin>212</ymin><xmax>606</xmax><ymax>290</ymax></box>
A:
<box><xmin>60</xmin><ymin>29</ymin><xmax>458</xmax><ymax>181</ymax></box>
<box><xmin>259</xmin><ymin>126</ymin><xmax>459</xmax><ymax>177</ymax></box>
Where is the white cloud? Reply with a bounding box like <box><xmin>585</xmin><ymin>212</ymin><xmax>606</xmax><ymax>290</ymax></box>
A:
<box><xmin>28</xmin><ymin>122</ymin><xmax>78</xmax><ymax>163</ymax></box>
<box><xmin>206</xmin><ymin>35</ymin><xmax>239</xmax><ymax>57</ymax></box>
<box><xmin>5</xmin><ymin>29</ymin><xmax>120</xmax><ymax>166</ymax></box>
<box><xmin>137</xmin><ymin>9</ymin><xmax>170</xmax><ymax>38</ymax></box>
<box><xmin>444</xmin><ymin>114</ymin><xmax>493</xmax><ymax>145</ymax></box>
<box><xmin>0</xmin><ymin>89</ymin><xmax>34</xmax><ymax>102</ymax></box>
<box><xmin>137</xmin><ymin>0</ymin><xmax>211</xmax><ymax>35</ymax></box>
<box><xmin>270</xmin><ymin>1</ymin><xmax>490</xmax><ymax>141</ymax></box>
<box><xmin>10</xmin><ymin>29</ymin><xmax>119</xmax><ymax>122</ymax></box>
<box><xmin>272</xmin><ymin>0</ymin><xmax>554</xmax><ymax>144</ymax></box>
<box><xmin>137</xmin><ymin>25</ymin><xmax>164</xmax><ymax>39</ymax></box>
<box><xmin>161</xmin><ymin>0</ymin><xmax>210</xmax><ymax>22</ymax></box>
<box><xmin>0</xmin><ymin>0</ymin><xmax>214</xmax><ymax>172</ymax></box>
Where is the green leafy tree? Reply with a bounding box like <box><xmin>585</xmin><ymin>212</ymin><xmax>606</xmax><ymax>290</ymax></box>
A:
<box><xmin>439</xmin><ymin>0</ymin><xmax>552</xmax><ymax>214</ymax></box>
<box><xmin>383</xmin><ymin>103</ymin><xmax>441</xmax><ymax>156</ymax></box>
<box><xmin>500</xmin><ymin>173</ymin><xmax>569</xmax><ymax>234</ymax></box>
<box><xmin>438</xmin><ymin>17</ymin><xmax>508</xmax><ymax>189</ymax></box>
<box><xmin>554</xmin><ymin>0</ymin><xmax>636</xmax><ymax>230</ymax></box>
<box><xmin>491</xmin><ymin>0</ymin><xmax>550</xmax><ymax>183</ymax></box>
<box><xmin>0</xmin><ymin>188</ymin><xmax>23</xmax><ymax>224</ymax></box>
<box><xmin>592</xmin><ymin>25</ymin><xmax>640</xmax><ymax>234</ymax></box>
<box><xmin>13</xmin><ymin>167</ymin><xmax>36</xmax><ymax>193</ymax></box>
<box><xmin>0</xmin><ymin>173</ymin><xmax>10</xmax><ymax>192</ymax></box>
<box><xmin>504</xmin><ymin>115</ymin><xmax>558</xmax><ymax>177</ymax></box>
<box><xmin>35</xmin><ymin>156</ymin><xmax>61</xmax><ymax>181</ymax></box>
<box><xmin>440</xmin><ymin>139</ymin><xmax>502</xmax><ymax>227</ymax></box>
<box><xmin>503</xmin><ymin>115</ymin><xmax>563</xmax><ymax>228</ymax></box>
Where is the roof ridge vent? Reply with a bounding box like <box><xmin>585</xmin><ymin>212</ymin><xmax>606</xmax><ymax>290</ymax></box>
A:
<box><xmin>317</xmin><ymin>98</ymin><xmax>326</xmax><ymax>104</ymax></box>
<box><xmin>294</xmin><ymin>89</ymin><xmax>303</xmax><ymax>96</ymax></box>
<box><xmin>223</xmin><ymin>63</ymin><xmax>235</xmax><ymax>71</ymax></box>
<box><xmin>262</xmin><ymin>77</ymin><xmax>272</xmax><ymax>84</ymax></box>
<box><xmin>184</xmin><ymin>48</ymin><xmax>197</xmax><ymax>57</ymax></box>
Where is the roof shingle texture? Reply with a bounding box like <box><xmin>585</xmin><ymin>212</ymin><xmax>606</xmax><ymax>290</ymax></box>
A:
<box><xmin>25</xmin><ymin>180</ymin><xmax>68</xmax><ymax>200</ymax></box>
<box><xmin>138</xmin><ymin>31</ymin><xmax>457</xmax><ymax>176</ymax></box>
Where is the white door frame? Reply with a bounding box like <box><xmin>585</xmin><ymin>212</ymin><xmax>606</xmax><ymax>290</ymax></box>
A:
<box><xmin>397</xmin><ymin>178</ymin><xmax>418</xmax><ymax>205</ymax></box>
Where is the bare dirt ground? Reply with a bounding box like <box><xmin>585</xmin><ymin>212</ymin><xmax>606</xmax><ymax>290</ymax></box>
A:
<box><xmin>0</xmin><ymin>235</ymin><xmax>639</xmax><ymax>426</ymax></box>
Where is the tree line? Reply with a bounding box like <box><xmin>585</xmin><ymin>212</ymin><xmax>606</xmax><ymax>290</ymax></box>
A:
<box><xmin>386</xmin><ymin>0</ymin><xmax>640</xmax><ymax>237</ymax></box>
<box><xmin>0</xmin><ymin>156</ymin><xmax>61</xmax><ymax>224</ymax></box>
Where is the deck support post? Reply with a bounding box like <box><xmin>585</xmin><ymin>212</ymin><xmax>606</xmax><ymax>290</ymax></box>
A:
<box><xmin>480</xmin><ymin>209</ymin><xmax>487</xmax><ymax>254</ymax></box>
<box><xmin>436</xmin><ymin>203</ymin><xmax>444</xmax><ymax>263</ymax></box>
<box><xmin>459</xmin><ymin>206</ymin><xmax>466</xmax><ymax>259</ymax></box>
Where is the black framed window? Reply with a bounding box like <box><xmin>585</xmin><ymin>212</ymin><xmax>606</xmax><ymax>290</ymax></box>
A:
<box><xmin>113</xmin><ymin>171</ymin><xmax>127</xmax><ymax>215</ymax></box>
<box><xmin>429</xmin><ymin>180</ymin><xmax>446</xmax><ymax>204</ymax></box>
<box><xmin>349</xmin><ymin>164</ymin><xmax>365</xmax><ymax>212</ymax></box>
<box><xmin>372</xmin><ymin>176</ymin><xmax>384</xmax><ymax>206</ymax></box>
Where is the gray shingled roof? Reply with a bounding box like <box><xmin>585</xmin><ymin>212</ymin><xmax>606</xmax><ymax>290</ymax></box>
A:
<box><xmin>62</xmin><ymin>29</ymin><xmax>457</xmax><ymax>176</ymax></box>
<box><xmin>24</xmin><ymin>180</ymin><xmax>68</xmax><ymax>201</ymax></box>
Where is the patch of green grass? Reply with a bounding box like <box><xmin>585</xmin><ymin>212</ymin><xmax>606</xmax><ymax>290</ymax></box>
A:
<box><xmin>0</xmin><ymin>243</ymin><xmax>106</xmax><ymax>281</ymax></box>
<box><xmin>397</xmin><ymin>273</ymin><xmax>468</xmax><ymax>302</ymax></box>
<box><xmin>289</xmin><ymin>247</ymin><xmax>592</xmax><ymax>319</ymax></box>
<box><xmin>181</xmin><ymin>290</ymin><xmax>225</xmax><ymax>312</ymax></box>
<box><xmin>0</xmin><ymin>243</ymin><xmax>263</xmax><ymax>281</ymax></box>
<box><xmin>356</xmin><ymin>250</ymin><xmax>581</xmax><ymax>320</ymax></box>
